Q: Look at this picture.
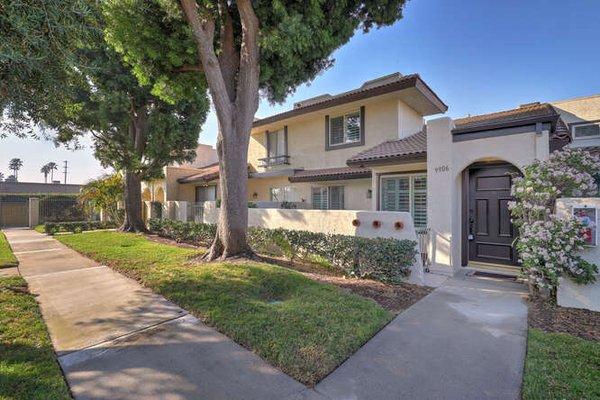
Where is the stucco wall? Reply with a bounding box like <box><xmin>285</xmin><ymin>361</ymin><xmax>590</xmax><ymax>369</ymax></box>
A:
<box><xmin>556</xmin><ymin>198</ymin><xmax>600</xmax><ymax>311</ymax></box>
<box><xmin>426</xmin><ymin>117</ymin><xmax>551</xmax><ymax>272</ymax></box>
<box><xmin>248</xmin><ymin>96</ymin><xmax>423</xmax><ymax>172</ymax></box>
<box><xmin>552</xmin><ymin>94</ymin><xmax>600</xmax><ymax>150</ymax></box>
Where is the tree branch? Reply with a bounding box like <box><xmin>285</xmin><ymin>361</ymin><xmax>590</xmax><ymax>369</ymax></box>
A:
<box><xmin>217</xmin><ymin>0</ymin><xmax>238</xmax><ymax>101</ymax></box>
<box><xmin>180</xmin><ymin>0</ymin><xmax>233</xmax><ymax>132</ymax></box>
<box><xmin>234</xmin><ymin>0</ymin><xmax>260</xmax><ymax>131</ymax></box>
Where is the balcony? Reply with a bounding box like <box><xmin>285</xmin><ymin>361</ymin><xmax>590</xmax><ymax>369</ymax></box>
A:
<box><xmin>258</xmin><ymin>155</ymin><xmax>290</xmax><ymax>168</ymax></box>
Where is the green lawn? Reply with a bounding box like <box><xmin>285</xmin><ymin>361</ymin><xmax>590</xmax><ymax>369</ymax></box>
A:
<box><xmin>0</xmin><ymin>232</ymin><xmax>18</xmax><ymax>268</ymax></box>
<box><xmin>0</xmin><ymin>276</ymin><xmax>71</xmax><ymax>400</ymax></box>
<box><xmin>33</xmin><ymin>224</ymin><xmax>45</xmax><ymax>234</ymax></box>
<box><xmin>522</xmin><ymin>328</ymin><xmax>600</xmax><ymax>400</ymax></box>
<box><xmin>57</xmin><ymin>231</ymin><xmax>392</xmax><ymax>385</ymax></box>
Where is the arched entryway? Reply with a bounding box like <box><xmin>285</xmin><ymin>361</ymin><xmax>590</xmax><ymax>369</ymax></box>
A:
<box><xmin>461</xmin><ymin>161</ymin><xmax>521</xmax><ymax>268</ymax></box>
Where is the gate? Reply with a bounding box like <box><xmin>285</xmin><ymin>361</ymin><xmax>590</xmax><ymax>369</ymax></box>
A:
<box><xmin>0</xmin><ymin>196</ymin><xmax>29</xmax><ymax>227</ymax></box>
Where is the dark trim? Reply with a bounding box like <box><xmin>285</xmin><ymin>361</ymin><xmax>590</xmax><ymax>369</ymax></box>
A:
<box><xmin>289</xmin><ymin>170</ymin><xmax>371</xmax><ymax>183</ymax></box>
<box><xmin>253</xmin><ymin>75</ymin><xmax>448</xmax><ymax>128</ymax></box>
<box><xmin>461</xmin><ymin>169</ymin><xmax>469</xmax><ymax>267</ymax></box>
<box><xmin>284</xmin><ymin>125</ymin><xmax>288</xmax><ymax>156</ymax></box>
<box><xmin>265</xmin><ymin>129</ymin><xmax>271</xmax><ymax>157</ymax></box>
<box><xmin>325</xmin><ymin>107</ymin><xmax>366</xmax><ymax>151</ymax></box>
<box><xmin>375</xmin><ymin>169</ymin><xmax>427</xmax><ymax>211</ymax></box>
<box><xmin>452</xmin><ymin>122</ymin><xmax>553</xmax><ymax>143</ymax></box>
<box><xmin>324</xmin><ymin>115</ymin><xmax>330</xmax><ymax>151</ymax></box>
<box><xmin>347</xmin><ymin>152</ymin><xmax>426</xmax><ymax>167</ymax></box>
<box><xmin>568</xmin><ymin>118</ymin><xmax>600</xmax><ymax>127</ymax></box>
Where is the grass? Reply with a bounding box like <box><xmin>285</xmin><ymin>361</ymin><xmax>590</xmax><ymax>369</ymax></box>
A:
<box><xmin>57</xmin><ymin>231</ymin><xmax>393</xmax><ymax>385</ymax></box>
<box><xmin>33</xmin><ymin>224</ymin><xmax>45</xmax><ymax>234</ymax></box>
<box><xmin>0</xmin><ymin>232</ymin><xmax>18</xmax><ymax>268</ymax></box>
<box><xmin>0</xmin><ymin>276</ymin><xmax>71</xmax><ymax>400</ymax></box>
<box><xmin>522</xmin><ymin>328</ymin><xmax>600</xmax><ymax>399</ymax></box>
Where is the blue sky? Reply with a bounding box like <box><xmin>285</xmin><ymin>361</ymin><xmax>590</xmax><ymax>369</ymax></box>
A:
<box><xmin>2</xmin><ymin>0</ymin><xmax>599</xmax><ymax>183</ymax></box>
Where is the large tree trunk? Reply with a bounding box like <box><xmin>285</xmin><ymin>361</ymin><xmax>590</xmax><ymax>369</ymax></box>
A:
<box><xmin>181</xmin><ymin>0</ymin><xmax>259</xmax><ymax>260</ymax></box>
<box><xmin>120</xmin><ymin>170</ymin><xmax>147</xmax><ymax>232</ymax></box>
<box><xmin>205</xmin><ymin>126</ymin><xmax>252</xmax><ymax>260</ymax></box>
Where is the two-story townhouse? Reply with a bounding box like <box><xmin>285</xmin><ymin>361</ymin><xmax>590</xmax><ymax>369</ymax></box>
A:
<box><xmin>148</xmin><ymin>73</ymin><xmax>600</xmax><ymax>275</ymax></box>
<box><xmin>246</xmin><ymin>73</ymin><xmax>446</xmax><ymax>215</ymax></box>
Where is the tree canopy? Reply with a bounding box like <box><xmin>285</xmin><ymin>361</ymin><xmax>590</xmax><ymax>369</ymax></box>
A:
<box><xmin>103</xmin><ymin>0</ymin><xmax>406</xmax><ymax>104</ymax></box>
<box><xmin>0</xmin><ymin>0</ymin><xmax>92</xmax><ymax>136</ymax></box>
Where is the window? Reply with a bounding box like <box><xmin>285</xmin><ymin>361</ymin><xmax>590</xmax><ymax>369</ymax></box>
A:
<box><xmin>380</xmin><ymin>174</ymin><xmax>427</xmax><ymax>228</ymax></box>
<box><xmin>311</xmin><ymin>186</ymin><xmax>345</xmax><ymax>210</ymax></box>
<box><xmin>329</xmin><ymin>110</ymin><xmax>361</xmax><ymax>146</ymax></box>
<box><xmin>267</xmin><ymin>129</ymin><xmax>287</xmax><ymax>157</ymax></box>
<box><xmin>195</xmin><ymin>185</ymin><xmax>217</xmax><ymax>202</ymax></box>
<box><xmin>572</xmin><ymin>122</ymin><xmax>600</xmax><ymax>140</ymax></box>
<box><xmin>269</xmin><ymin>186</ymin><xmax>297</xmax><ymax>202</ymax></box>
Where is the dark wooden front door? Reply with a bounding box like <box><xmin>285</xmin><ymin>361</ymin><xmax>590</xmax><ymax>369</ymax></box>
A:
<box><xmin>467</xmin><ymin>164</ymin><xmax>519</xmax><ymax>266</ymax></box>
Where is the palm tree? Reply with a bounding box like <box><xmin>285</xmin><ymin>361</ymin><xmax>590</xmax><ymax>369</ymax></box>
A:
<box><xmin>0</xmin><ymin>172</ymin><xmax>4</xmax><ymax>182</ymax></box>
<box><xmin>41</xmin><ymin>164</ymin><xmax>51</xmax><ymax>183</ymax></box>
<box><xmin>46</xmin><ymin>162</ymin><xmax>58</xmax><ymax>182</ymax></box>
<box><xmin>8</xmin><ymin>158</ymin><xmax>23</xmax><ymax>181</ymax></box>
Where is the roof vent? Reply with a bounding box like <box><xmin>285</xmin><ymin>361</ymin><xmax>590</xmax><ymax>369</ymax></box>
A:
<box><xmin>294</xmin><ymin>94</ymin><xmax>333</xmax><ymax>109</ymax></box>
<box><xmin>519</xmin><ymin>102</ymin><xmax>541</xmax><ymax>108</ymax></box>
<box><xmin>360</xmin><ymin>72</ymin><xmax>403</xmax><ymax>89</ymax></box>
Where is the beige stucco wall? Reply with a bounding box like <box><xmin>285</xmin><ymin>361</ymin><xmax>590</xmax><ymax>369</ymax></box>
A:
<box><xmin>552</xmin><ymin>94</ymin><xmax>600</xmax><ymax>150</ymax></box>
<box><xmin>426</xmin><ymin>117</ymin><xmax>551</xmax><ymax>273</ymax></box>
<box><xmin>556</xmin><ymin>198</ymin><xmax>600</xmax><ymax>312</ymax></box>
<box><xmin>249</xmin><ymin>96</ymin><xmax>424</xmax><ymax>172</ymax></box>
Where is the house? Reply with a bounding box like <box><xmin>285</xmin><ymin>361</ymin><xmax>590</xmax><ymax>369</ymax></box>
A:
<box><xmin>150</xmin><ymin>73</ymin><xmax>600</xmax><ymax>275</ymax></box>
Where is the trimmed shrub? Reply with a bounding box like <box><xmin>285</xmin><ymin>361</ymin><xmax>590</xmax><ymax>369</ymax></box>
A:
<box><xmin>149</xmin><ymin>219</ymin><xmax>417</xmax><ymax>283</ymax></box>
<box><xmin>44</xmin><ymin>221</ymin><xmax>117</xmax><ymax>235</ymax></box>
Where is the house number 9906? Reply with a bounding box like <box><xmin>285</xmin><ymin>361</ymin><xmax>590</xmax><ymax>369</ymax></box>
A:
<box><xmin>434</xmin><ymin>165</ymin><xmax>449</xmax><ymax>173</ymax></box>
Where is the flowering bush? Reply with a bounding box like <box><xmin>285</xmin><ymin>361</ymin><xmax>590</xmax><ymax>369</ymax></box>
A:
<box><xmin>510</xmin><ymin>148</ymin><xmax>600</xmax><ymax>294</ymax></box>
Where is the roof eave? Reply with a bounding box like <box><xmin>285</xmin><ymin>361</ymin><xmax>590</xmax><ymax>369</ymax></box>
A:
<box><xmin>253</xmin><ymin>75</ymin><xmax>446</xmax><ymax>129</ymax></box>
<box><xmin>347</xmin><ymin>152</ymin><xmax>427</xmax><ymax>168</ymax></box>
<box><xmin>452</xmin><ymin>114</ymin><xmax>560</xmax><ymax>135</ymax></box>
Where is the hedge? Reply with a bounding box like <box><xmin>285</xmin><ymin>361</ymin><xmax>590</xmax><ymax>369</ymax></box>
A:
<box><xmin>44</xmin><ymin>221</ymin><xmax>117</xmax><ymax>235</ymax></box>
<box><xmin>148</xmin><ymin>218</ymin><xmax>416</xmax><ymax>284</ymax></box>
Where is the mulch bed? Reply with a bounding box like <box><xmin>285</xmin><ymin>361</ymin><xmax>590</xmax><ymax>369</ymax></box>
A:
<box><xmin>528</xmin><ymin>297</ymin><xmax>600</xmax><ymax>342</ymax></box>
<box><xmin>144</xmin><ymin>233</ymin><xmax>433</xmax><ymax>315</ymax></box>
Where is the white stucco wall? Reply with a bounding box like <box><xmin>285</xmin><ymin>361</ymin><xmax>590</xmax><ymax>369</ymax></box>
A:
<box><xmin>426</xmin><ymin>117</ymin><xmax>551</xmax><ymax>273</ymax></box>
<box><xmin>556</xmin><ymin>198</ymin><xmax>600</xmax><ymax>311</ymax></box>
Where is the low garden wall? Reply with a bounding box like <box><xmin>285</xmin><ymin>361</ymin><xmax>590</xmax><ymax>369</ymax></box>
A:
<box><xmin>155</xmin><ymin>201</ymin><xmax>425</xmax><ymax>283</ymax></box>
<box><xmin>556</xmin><ymin>198</ymin><xmax>600</xmax><ymax>311</ymax></box>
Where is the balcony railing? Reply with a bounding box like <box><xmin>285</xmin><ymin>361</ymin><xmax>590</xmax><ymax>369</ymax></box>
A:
<box><xmin>258</xmin><ymin>155</ymin><xmax>290</xmax><ymax>167</ymax></box>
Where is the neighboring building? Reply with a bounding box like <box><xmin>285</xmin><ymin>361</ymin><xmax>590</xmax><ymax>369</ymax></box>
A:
<box><xmin>150</xmin><ymin>72</ymin><xmax>600</xmax><ymax>274</ymax></box>
<box><xmin>0</xmin><ymin>181</ymin><xmax>82</xmax><ymax>195</ymax></box>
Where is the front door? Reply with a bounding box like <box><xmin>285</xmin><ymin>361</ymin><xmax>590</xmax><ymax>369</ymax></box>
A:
<box><xmin>467</xmin><ymin>164</ymin><xmax>519</xmax><ymax>266</ymax></box>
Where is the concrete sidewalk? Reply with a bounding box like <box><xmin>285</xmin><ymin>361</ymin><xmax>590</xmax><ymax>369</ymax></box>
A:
<box><xmin>315</xmin><ymin>273</ymin><xmax>528</xmax><ymax>400</ymax></box>
<box><xmin>4</xmin><ymin>229</ymin><xmax>313</xmax><ymax>400</ymax></box>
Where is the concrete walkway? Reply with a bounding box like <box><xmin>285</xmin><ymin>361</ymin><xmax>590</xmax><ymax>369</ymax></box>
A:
<box><xmin>4</xmin><ymin>229</ymin><xmax>312</xmax><ymax>400</ymax></box>
<box><xmin>4</xmin><ymin>228</ymin><xmax>528</xmax><ymax>400</ymax></box>
<box><xmin>315</xmin><ymin>273</ymin><xmax>528</xmax><ymax>400</ymax></box>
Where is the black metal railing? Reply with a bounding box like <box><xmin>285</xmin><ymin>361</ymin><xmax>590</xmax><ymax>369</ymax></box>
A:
<box><xmin>258</xmin><ymin>155</ymin><xmax>290</xmax><ymax>167</ymax></box>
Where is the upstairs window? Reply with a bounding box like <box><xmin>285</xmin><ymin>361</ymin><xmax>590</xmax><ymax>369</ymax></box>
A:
<box><xmin>328</xmin><ymin>108</ymin><xmax>363</xmax><ymax>148</ymax></box>
<box><xmin>267</xmin><ymin>129</ymin><xmax>287</xmax><ymax>157</ymax></box>
<box><xmin>572</xmin><ymin>122</ymin><xmax>600</xmax><ymax>140</ymax></box>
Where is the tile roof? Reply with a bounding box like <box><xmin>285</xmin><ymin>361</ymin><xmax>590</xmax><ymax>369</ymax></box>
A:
<box><xmin>288</xmin><ymin>166</ymin><xmax>372</xmax><ymax>183</ymax></box>
<box><xmin>346</xmin><ymin>129</ymin><xmax>427</xmax><ymax>166</ymax></box>
<box><xmin>253</xmin><ymin>73</ymin><xmax>447</xmax><ymax>128</ymax></box>
<box><xmin>453</xmin><ymin>102</ymin><xmax>559</xmax><ymax>133</ymax></box>
<box><xmin>177</xmin><ymin>163</ymin><xmax>219</xmax><ymax>184</ymax></box>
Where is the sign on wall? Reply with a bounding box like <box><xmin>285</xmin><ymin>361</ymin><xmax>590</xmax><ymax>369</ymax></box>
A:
<box><xmin>573</xmin><ymin>207</ymin><xmax>597</xmax><ymax>246</ymax></box>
